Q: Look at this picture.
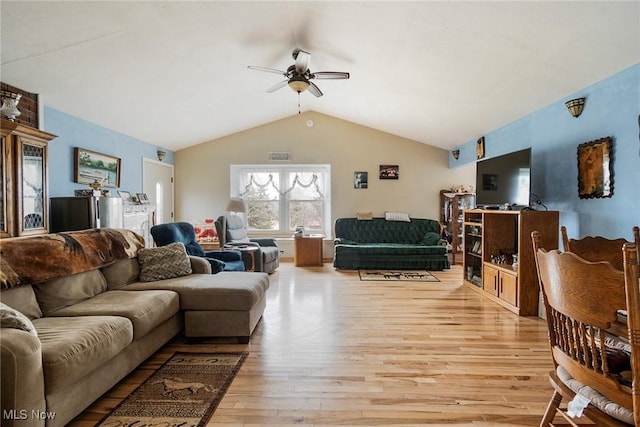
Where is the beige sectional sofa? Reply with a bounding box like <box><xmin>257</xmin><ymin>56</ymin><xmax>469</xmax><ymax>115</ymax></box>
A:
<box><xmin>0</xmin><ymin>228</ymin><xmax>269</xmax><ymax>427</ymax></box>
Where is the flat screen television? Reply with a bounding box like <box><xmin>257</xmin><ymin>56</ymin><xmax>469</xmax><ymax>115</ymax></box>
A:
<box><xmin>475</xmin><ymin>148</ymin><xmax>531</xmax><ymax>209</ymax></box>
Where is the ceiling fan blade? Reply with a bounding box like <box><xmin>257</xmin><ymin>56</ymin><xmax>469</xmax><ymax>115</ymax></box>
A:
<box><xmin>294</xmin><ymin>49</ymin><xmax>311</xmax><ymax>73</ymax></box>
<box><xmin>266</xmin><ymin>80</ymin><xmax>289</xmax><ymax>93</ymax></box>
<box><xmin>248</xmin><ymin>65</ymin><xmax>287</xmax><ymax>76</ymax></box>
<box><xmin>308</xmin><ymin>81</ymin><xmax>323</xmax><ymax>97</ymax></box>
<box><xmin>311</xmin><ymin>71</ymin><xmax>350</xmax><ymax>80</ymax></box>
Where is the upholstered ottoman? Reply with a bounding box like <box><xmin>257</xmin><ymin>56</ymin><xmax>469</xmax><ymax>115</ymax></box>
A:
<box><xmin>120</xmin><ymin>271</ymin><xmax>270</xmax><ymax>343</ymax></box>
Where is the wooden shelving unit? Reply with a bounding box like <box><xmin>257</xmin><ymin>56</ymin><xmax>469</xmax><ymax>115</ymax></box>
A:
<box><xmin>440</xmin><ymin>190</ymin><xmax>475</xmax><ymax>265</ymax></box>
<box><xmin>462</xmin><ymin>209</ymin><xmax>559</xmax><ymax>316</ymax></box>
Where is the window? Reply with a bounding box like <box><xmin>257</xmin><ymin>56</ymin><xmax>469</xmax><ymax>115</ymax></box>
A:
<box><xmin>230</xmin><ymin>164</ymin><xmax>331</xmax><ymax>237</ymax></box>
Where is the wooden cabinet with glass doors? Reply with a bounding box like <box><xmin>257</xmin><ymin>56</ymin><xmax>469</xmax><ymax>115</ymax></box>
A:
<box><xmin>1</xmin><ymin>118</ymin><xmax>57</xmax><ymax>238</ymax></box>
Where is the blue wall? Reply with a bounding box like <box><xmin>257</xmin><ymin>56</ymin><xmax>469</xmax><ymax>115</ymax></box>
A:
<box><xmin>44</xmin><ymin>107</ymin><xmax>174</xmax><ymax>197</ymax></box>
<box><xmin>450</xmin><ymin>64</ymin><xmax>640</xmax><ymax>240</ymax></box>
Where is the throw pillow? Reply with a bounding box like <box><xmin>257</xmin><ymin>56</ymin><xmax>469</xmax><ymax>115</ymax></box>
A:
<box><xmin>138</xmin><ymin>242</ymin><xmax>192</xmax><ymax>282</ymax></box>
<box><xmin>422</xmin><ymin>232</ymin><xmax>444</xmax><ymax>246</ymax></box>
<box><xmin>356</xmin><ymin>212</ymin><xmax>373</xmax><ymax>220</ymax></box>
<box><xmin>0</xmin><ymin>302</ymin><xmax>38</xmax><ymax>336</ymax></box>
<box><xmin>385</xmin><ymin>211</ymin><xmax>410</xmax><ymax>222</ymax></box>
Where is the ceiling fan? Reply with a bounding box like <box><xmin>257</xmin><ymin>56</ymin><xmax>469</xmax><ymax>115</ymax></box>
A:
<box><xmin>248</xmin><ymin>48</ymin><xmax>350</xmax><ymax>97</ymax></box>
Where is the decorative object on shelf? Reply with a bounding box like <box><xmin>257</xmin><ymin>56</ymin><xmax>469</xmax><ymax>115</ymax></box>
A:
<box><xmin>577</xmin><ymin>136</ymin><xmax>613</xmax><ymax>199</ymax></box>
<box><xmin>451</xmin><ymin>149</ymin><xmax>460</xmax><ymax>160</ymax></box>
<box><xmin>136</xmin><ymin>193</ymin><xmax>150</xmax><ymax>204</ymax></box>
<box><xmin>379</xmin><ymin>165</ymin><xmax>398</xmax><ymax>179</ymax></box>
<box><xmin>0</xmin><ymin>91</ymin><xmax>22</xmax><ymax>121</ymax></box>
<box><xmin>476</xmin><ymin>136</ymin><xmax>485</xmax><ymax>159</ymax></box>
<box><xmin>565</xmin><ymin>97</ymin><xmax>586</xmax><ymax>118</ymax></box>
<box><xmin>74</xmin><ymin>147</ymin><xmax>121</xmax><ymax>187</ymax></box>
<box><xmin>74</xmin><ymin>189</ymin><xmax>93</xmax><ymax>197</ymax></box>
<box><xmin>89</xmin><ymin>179</ymin><xmax>103</xmax><ymax>196</ymax></box>
<box><xmin>117</xmin><ymin>190</ymin><xmax>132</xmax><ymax>202</ymax></box>
<box><xmin>156</xmin><ymin>150</ymin><xmax>166</xmax><ymax>161</ymax></box>
<box><xmin>354</xmin><ymin>171</ymin><xmax>368</xmax><ymax>189</ymax></box>
<box><xmin>448</xmin><ymin>184</ymin><xmax>474</xmax><ymax>194</ymax></box>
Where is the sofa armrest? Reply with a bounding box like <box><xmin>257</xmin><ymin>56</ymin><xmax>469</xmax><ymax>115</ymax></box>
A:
<box><xmin>1</xmin><ymin>328</ymin><xmax>46</xmax><ymax>427</ymax></box>
<box><xmin>250</xmin><ymin>238</ymin><xmax>278</xmax><ymax>247</ymax></box>
<box><xmin>334</xmin><ymin>238</ymin><xmax>358</xmax><ymax>245</ymax></box>
<box><xmin>189</xmin><ymin>256</ymin><xmax>212</xmax><ymax>274</ymax></box>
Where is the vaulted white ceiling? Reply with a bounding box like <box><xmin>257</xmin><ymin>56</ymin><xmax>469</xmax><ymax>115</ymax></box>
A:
<box><xmin>2</xmin><ymin>1</ymin><xmax>638</xmax><ymax>152</ymax></box>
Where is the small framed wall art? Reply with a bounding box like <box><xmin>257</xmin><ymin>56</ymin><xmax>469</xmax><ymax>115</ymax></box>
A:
<box><xmin>476</xmin><ymin>137</ymin><xmax>485</xmax><ymax>160</ymax></box>
<box><xmin>354</xmin><ymin>171</ymin><xmax>368</xmax><ymax>189</ymax></box>
<box><xmin>577</xmin><ymin>136</ymin><xmax>613</xmax><ymax>199</ymax></box>
<box><xmin>136</xmin><ymin>193</ymin><xmax>150</xmax><ymax>204</ymax></box>
<box><xmin>379</xmin><ymin>165</ymin><xmax>399</xmax><ymax>179</ymax></box>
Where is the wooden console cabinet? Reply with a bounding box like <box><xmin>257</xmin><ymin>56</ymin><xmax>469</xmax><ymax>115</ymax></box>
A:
<box><xmin>1</xmin><ymin>119</ymin><xmax>57</xmax><ymax>238</ymax></box>
<box><xmin>462</xmin><ymin>209</ymin><xmax>559</xmax><ymax>316</ymax></box>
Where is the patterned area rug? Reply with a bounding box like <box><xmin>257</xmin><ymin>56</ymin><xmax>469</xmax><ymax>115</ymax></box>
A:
<box><xmin>97</xmin><ymin>352</ymin><xmax>248</xmax><ymax>427</ymax></box>
<box><xmin>358</xmin><ymin>269</ymin><xmax>440</xmax><ymax>282</ymax></box>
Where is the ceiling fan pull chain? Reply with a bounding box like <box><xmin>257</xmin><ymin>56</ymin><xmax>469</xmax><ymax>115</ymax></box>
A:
<box><xmin>298</xmin><ymin>92</ymin><xmax>301</xmax><ymax>114</ymax></box>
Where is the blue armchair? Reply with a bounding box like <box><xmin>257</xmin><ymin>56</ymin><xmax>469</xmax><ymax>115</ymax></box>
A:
<box><xmin>150</xmin><ymin>222</ymin><xmax>245</xmax><ymax>273</ymax></box>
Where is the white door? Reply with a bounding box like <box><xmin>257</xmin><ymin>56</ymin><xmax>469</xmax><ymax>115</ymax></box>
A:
<box><xmin>143</xmin><ymin>158</ymin><xmax>174</xmax><ymax>225</ymax></box>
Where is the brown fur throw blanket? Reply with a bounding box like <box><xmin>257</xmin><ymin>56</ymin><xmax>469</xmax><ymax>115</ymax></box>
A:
<box><xmin>0</xmin><ymin>228</ymin><xmax>144</xmax><ymax>289</ymax></box>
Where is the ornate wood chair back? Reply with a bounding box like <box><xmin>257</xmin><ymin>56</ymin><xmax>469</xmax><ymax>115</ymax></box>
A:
<box><xmin>624</xmin><ymin>242</ymin><xmax>640</xmax><ymax>426</ymax></box>
<box><xmin>560</xmin><ymin>225</ymin><xmax>639</xmax><ymax>274</ymax></box>
<box><xmin>532</xmin><ymin>231</ymin><xmax>638</xmax><ymax>426</ymax></box>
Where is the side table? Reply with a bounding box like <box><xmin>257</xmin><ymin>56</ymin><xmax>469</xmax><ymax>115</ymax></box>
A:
<box><xmin>294</xmin><ymin>235</ymin><xmax>324</xmax><ymax>267</ymax></box>
<box><xmin>233</xmin><ymin>246</ymin><xmax>260</xmax><ymax>271</ymax></box>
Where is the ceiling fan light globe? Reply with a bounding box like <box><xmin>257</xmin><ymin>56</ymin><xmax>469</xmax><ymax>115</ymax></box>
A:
<box><xmin>289</xmin><ymin>79</ymin><xmax>309</xmax><ymax>93</ymax></box>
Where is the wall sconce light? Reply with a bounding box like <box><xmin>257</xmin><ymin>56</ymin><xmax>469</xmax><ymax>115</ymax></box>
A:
<box><xmin>157</xmin><ymin>150</ymin><xmax>166</xmax><ymax>161</ymax></box>
<box><xmin>451</xmin><ymin>149</ymin><xmax>460</xmax><ymax>160</ymax></box>
<box><xmin>565</xmin><ymin>97</ymin><xmax>586</xmax><ymax>118</ymax></box>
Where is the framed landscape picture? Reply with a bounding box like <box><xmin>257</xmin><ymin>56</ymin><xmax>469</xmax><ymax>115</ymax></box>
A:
<box><xmin>74</xmin><ymin>148</ymin><xmax>121</xmax><ymax>187</ymax></box>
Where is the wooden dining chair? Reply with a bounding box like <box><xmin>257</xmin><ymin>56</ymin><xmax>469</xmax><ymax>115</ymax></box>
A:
<box><xmin>625</xmin><ymin>242</ymin><xmax>640</xmax><ymax>426</ymax></box>
<box><xmin>532</xmin><ymin>231</ymin><xmax>638</xmax><ymax>426</ymax></box>
<box><xmin>560</xmin><ymin>225</ymin><xmax>639</xmax><ymax>273</ymax></box>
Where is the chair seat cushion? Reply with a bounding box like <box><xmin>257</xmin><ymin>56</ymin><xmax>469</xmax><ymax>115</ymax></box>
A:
<box><xmin>33</xmin><ymin>316</ymin><xmax>133</xmax><ymax>393</ymax></box>
<box><xmin>556</xmin><ymin>366</ymin><xmax>634</xmax><ymax>425</ymax></box>
<box><xmin>48</xmin><ymin>290</ymin><xmax>179</xmax><ymax>339</ymax></box>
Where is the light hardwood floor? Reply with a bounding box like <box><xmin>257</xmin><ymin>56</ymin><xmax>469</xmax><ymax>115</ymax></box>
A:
<box><xmin>69</xmin><ymin>263</ymin><xmax>554</xmax><ymax>426</ymax></box>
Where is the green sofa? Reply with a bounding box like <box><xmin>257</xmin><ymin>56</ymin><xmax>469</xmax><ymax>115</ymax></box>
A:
<box><xmin>333</xmin><ymin>217</ymin><xmax>449</xmax><ymax>270</ymax></box>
